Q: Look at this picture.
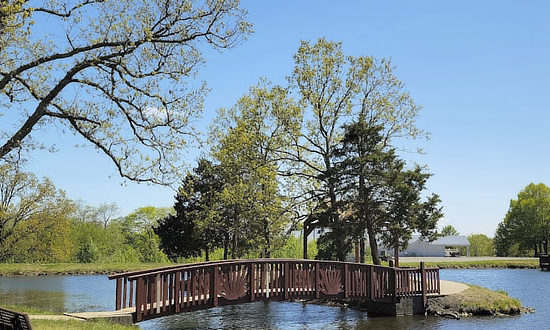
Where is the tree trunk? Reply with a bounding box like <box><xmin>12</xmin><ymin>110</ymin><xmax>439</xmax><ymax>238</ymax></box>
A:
<box><xmin>205</xmin><ymin>245</ymin><xmax>210</xmax><ymax>262</ymax></box>
<box><xmin>263</xmin><ymin>218</ymin><xmax>271</xmax><ymax>258</ymax></box>
<box><xmin>303</xmin><ymin>228</ymin><xmax>308</xmax><ymax>259</ymax></box>
<box><xmin>360</xmin><ymin>236</ymin><xmax>365</xmax><ymax>263</ymax></box>
<box><xmin>328</xmin><ymin>178</ymin><xmax>346</xmax><ymax>261</ymax></box>
<box><xmin>367</xmin><ymin>221</ymin><xmax>380</xmax><ymax>265</ymax></box>
<box><xmin>354</xmin><ymin>238</ymin><xmax>360</xmax><ymax>263</ymax></box>
<box><xmin>231</xmin><ymin>232</ymin><xmax>238</xmax><ymax>259</ymax></box>
<box><xmin>393</xmin><ymin>244</ymin><xmax>399</xmax><ymax>268</ymax></box>
<box><xmin>223</xmin><ymin>234</ymin><xmax>228</xmax><ymax>260</ymax></box>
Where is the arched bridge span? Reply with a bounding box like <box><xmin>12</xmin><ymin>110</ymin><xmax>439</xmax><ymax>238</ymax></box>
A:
<box><xmin>109</xmin><ymin>259</ymin><xmax>440</xmax><ymax>322</ymax></box>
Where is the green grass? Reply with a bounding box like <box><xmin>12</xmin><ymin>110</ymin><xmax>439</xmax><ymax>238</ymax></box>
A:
<box><xmin>31</xmin><ymin>319</ymin><xmax>137</xmax><ymax>330</ymax></box>
<box><xmin>0</xmin><ymin>262</ymin><xmax>173</xmax><ymax>276</ymax></box>
<box><xmin>400</xmin><ymin>259</ymin><xmax>539</xmax><ymax>269</ymax></box>
<box><xmin>0</xmin><ymin>304</ymin><xmax>60</xmax><ymax>315</ymax></box>
<box><xmin>457</xmin><ymin>285</ymin><xmax>522</xmax><ymax>314</ymax></box>
<box><xmin>427</xmin><ymin>284</ymin><xmax>523</xmax><ymax>316</ymax></box>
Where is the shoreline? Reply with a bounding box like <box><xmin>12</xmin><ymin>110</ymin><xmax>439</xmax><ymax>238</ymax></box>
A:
<box><xmin>0</xmin><ymin>258</ymin><xmax>540</xmax><ymax>277</ymax></box>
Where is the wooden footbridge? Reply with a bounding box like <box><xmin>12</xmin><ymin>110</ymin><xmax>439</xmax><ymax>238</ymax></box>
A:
<box><xmin>108</xmin><ymin>259</ymin><xmax>440</xmax><ymax>323</ymax></box>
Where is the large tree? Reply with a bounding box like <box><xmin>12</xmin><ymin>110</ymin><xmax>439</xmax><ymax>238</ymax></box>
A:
<box><xmin>211</xmin><ymin>82</ymin><xmax>297</xmax><ymax>258</ymax></box>
<box><xmin>331</xmin><ymin>123</ymin><xmax>396</xmax><ymax>264</ymax></box>
<box><xmin>377</xmin><ymin>159</ymin><xmax>442</xmax><ymax>267</ymax></box>
<box><xmin>279</xmin><ymin>39</ymin><xmax>426</xmax><ymax>261</ymax></box>
<box><xmin>0</xmin><ymin>0</ymin><xmax>250</xmax><ymax>184</ymax></box>
<box><xmin>495</xmin><ymin>183</ymin><xmax>550</xmax><ymax>256</ymax></box>
<box><xmin>155</xmin><ymin>158</ymin><xmax>225</xmax><ymax>261</ymax></box>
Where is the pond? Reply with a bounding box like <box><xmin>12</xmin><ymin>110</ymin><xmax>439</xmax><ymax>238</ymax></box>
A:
<box><xmin>0</xmin><ymin>269</ymin><xmax>547</xmax><ymax>329</ymax></box>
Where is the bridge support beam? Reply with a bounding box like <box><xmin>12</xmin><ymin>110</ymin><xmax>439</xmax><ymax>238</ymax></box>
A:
<box><xmin>366</xmin><ymin>296</ymin><xmax>425</xmax><ymax>316</ymax></box>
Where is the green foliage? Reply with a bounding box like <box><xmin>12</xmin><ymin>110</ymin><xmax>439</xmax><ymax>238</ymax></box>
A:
<box><xmin>118</xmin><ymin>206</ymin><xmax>171</xmax><ymax>263</ymax></box>
<box><xmin>284</xmin><ymin>39</ymin><xmax>430</xmax><ymax>263</ymax></box>
<box><xmin>272</xmin><ymin>235</ymin><xmax>317</xmax><ymax>259</ymax></box>
<box><xmin>1</xmin><ymin>0</ymin><xmax>251</xmax><ymax>184</ymax></box>
<box><xmin>441</xmin><ymin>225</ymin><xmax>460</xmax><ymax>236</ymax></box>
<box><xmin>75</xmin><ymin>238</ymin><xmax>99</xmax><ymax>263</ymax></box>
<box><xmin>468</xmin><ymin>234</ymin><xmax>495</xmax><ymax>257</ymax></box>
<box><xmin>0</xmin><ymin>164</ymin><xmax>75</xmax><ymax>262</ymax></box>
<box><xmin>155</xmin><ymin>159</ymin><xmax>227</xmax><ymax>261</ymax></box>
<box><xmin>495</xmin><ymin>183</ymin><xmax>550</xmax><ymax>256</ymax></box>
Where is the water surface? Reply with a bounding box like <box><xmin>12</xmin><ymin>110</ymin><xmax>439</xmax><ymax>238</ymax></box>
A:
<box><xmin>0</xmin><ymin>269</ymin><xmax>547</xmax><ymax>329</ymax></box>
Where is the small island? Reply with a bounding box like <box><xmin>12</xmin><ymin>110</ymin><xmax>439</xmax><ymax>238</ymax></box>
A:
<box><xmin>426</xmin><ymin>284</ymin><xmax>530</xmax><ymax>318</ymax></box>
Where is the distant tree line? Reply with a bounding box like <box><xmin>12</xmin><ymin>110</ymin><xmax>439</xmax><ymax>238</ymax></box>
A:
<box><xmin>155</xmin><ymin>39</ymin><xmax>444</xmax><ymax>264</ymax></box>
<box><xmin>0</xmin><ymin>163</ymin><xmax>170</xmax><ymax>263</ymax></box>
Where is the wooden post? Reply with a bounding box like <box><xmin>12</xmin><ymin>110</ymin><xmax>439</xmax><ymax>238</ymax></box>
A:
<box><xmin>284</xmin><ymin>262</ymin><xmax>289</xmax><ymax>300</ymax></box>
<box><xmin>420</xmin><ymin>261</ymin><xmax>427</xmax><ymax>307</ymax></box>
<box><xmin>344</xmin><ymin>264</ymin><xmax>349</xmax><ymax>299</ymax></box>
<box><xmin>175</xmin><ymin>272</ymin><xmax>181</xmax><ymax>312</ymax></box>
<box><xmin>211</xmin><ymin>266</ymin><xmax>218</xmax><ymax>307</ymax></box>
<box><xmin>369</xmin><ymin>266</ymin><xmax>375</xmax><ymax>300</ymax></box>
<box><xmin>115</xmin><ymin>278</ymin><xmax>122</xmax><ymax>310</ymax></box>
<box><xmin>392</xmin><ymin>267</ymin><xmax>397</xmax><ymax>300</ymax></box>
<box><xmin>315</xmin><ymin>262</ymin><xmax>320</xmax><ymax>299</ymax></box>
<box><xmin>156</xmin><ymin>274</ymin><xmax>161</xmax><ymax>314</ymax></box>
<box><xmin>122</xmin><ymin>277</ymin><xmax>127</xmax><ymax>309</ymax></box>
<box><xmin>250</xmin><ymin>263</ymin><xmax>255</xmax><ymax>302</ymax></box>
<box><xmin>135</xmin><ymin>277</ymin><xmax>143</xmax><ymax>322</ymax></box>
<box><xmin>129</xmin><ymin>280</ymin><xmax>134</xmax><ymax>308</ymax></box>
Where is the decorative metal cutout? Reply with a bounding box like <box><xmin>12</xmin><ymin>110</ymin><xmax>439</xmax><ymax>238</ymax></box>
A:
<box><xmin>319</xmin><ymin>269</ymin><xmax>342</xmax><ymax>295</ymax></box>
<box><xmin>218</xmin><ymin>267</ymin><xmax>248</xmax><ymax>300</ymax></box>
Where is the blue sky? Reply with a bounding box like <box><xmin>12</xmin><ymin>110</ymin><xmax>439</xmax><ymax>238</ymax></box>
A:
<box><xmin>13</xmin><ymin>0</ymin><xmax>550</xmax><ymax>236</ymax></box>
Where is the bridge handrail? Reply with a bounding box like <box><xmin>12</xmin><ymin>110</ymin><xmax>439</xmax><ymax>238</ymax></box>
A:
<box><xmin>113</xmin><ymin>259</ymin><xmax>438</xmax><ymax>280</ymax></box>
<box><xmin>122</xmin><ymin>259</ymin><xmax>383</xmax><ymax>280</ymax></box>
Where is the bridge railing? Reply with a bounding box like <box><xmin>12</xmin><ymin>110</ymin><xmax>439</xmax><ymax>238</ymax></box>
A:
<box><xmin>108</xmin><ymin>259</ymin><xmax>439</xmax><ymax>322</ymax></box>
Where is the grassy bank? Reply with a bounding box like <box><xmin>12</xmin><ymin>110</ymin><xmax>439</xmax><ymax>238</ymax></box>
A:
<box><xmin>0</xmin><ymin>305</ymin><xmax>137</xmax><ymax>329</ymax></box>
<box><xmin>400</xmin><ymin>259</ymin><xmax>539</xmax><ymax>269</ymax></box>
<box><xmin>427</xmin><ymin>284</ymin><xmax>523</xmax><ymax>317</ymax></box>
<box><xmin>31</xmin><ymin>319</ymin><xmax>136</xmax><ymax>330</ymax></box>
<box><xmin>0</xmin><ymin>262</ymin><xmax>172</xmax><ymax>276</ymax></box>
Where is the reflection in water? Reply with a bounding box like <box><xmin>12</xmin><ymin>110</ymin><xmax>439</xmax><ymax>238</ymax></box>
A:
<box><xmin>0</xmin><ymin>290</ymin><xmax>66</xmax><ymax>313</ymax></box>
<box><xmin>0</xmin><ymin>275</ymin><xmax>114</xmax><ymax>312</ymax></box>
<box><xmin>140</xmin><ymin>301</ymin><xmax>368</xmax><ymax>330</ymax></box>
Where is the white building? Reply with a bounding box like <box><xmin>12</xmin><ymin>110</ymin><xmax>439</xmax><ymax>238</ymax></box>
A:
<box><xmin>379</xmin><ymin>235</ymin><xmax>470</xmax><ymax>257</ymax></box>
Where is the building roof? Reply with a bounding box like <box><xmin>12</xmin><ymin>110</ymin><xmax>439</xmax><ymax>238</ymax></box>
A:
<box><xmin>430</xmin><ymin>235</ymin><xmax>470</xmax><ymax>247</ymax></box>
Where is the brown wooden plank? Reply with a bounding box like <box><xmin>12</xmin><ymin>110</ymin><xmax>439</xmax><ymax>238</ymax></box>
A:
<box><xmin>115</xmin><ymin>278</ymin><xmax>122</xmax><ymax>310</ymax></box>
<box><xmin>212</xmin><ymin>266</ymin><xmax>219</xmax><ymax>307</ymax></box>
<box><xmin>284</xmin><ymin>262</ymin><xmax>289</xmax><ymax>300</ymax></box>
<box><xmin>162</xmin><ymin>274</ymin><xmax>168</xmax><ymax>312</ymax></box>
<box><xmin>175</xmin><ymin>271</ymin><xmax>181</xmax><ymax>312</ymax></box>
<box><xmin>250</xmin><ymin>263</ymin><xmax>255</xmax><ymax>302</ymax></box>
<box><xmin>129</xmin><ymin>280</ymin><xmax>134</xmax><ymax>308</ymax></box>
<box><xmin>135</xmin><ymin>277</ymin><xmax>143</xmax><ymax>322</ymax></box>
<box><xmin>122</xmin><ymin>277</ymin><xmax>127</xmax><ymax>309</ymax></box>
